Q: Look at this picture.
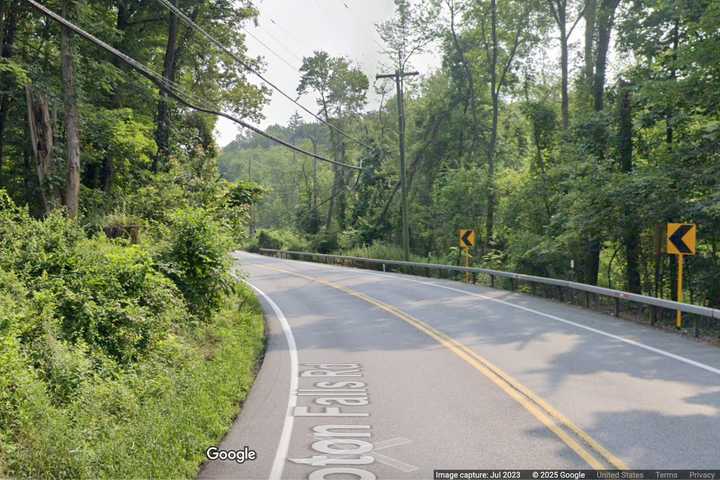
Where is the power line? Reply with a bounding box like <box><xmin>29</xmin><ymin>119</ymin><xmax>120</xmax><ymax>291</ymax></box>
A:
<box><xmin>252</xmin><ymin>22</ymin><xmax>304</xmax><ymax>66</ymax></box>
<box><xmin>25</xmin><ymin>0</ymin><xmax>361</xmax><ymax>171</ymax></box>
<box><xmin>239</xmin><ymin>23</ymin><xmax>301</xmax><ymax>72</ymax></box>
<box><xmin>267</xmin><ymin>17</ymin><xmax>309</xmax><ymax>59</ymax></box>
<box><xmin>153</xmin><ymin>0</ymin><xmax>374</xmax><ymax>152</ymax></box>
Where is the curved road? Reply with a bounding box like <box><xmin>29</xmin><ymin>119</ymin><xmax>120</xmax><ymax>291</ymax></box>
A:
<box><xmin>199</xmin><ymin>252</ymin><xmax>720</xmax><ymax>480</ymax></box>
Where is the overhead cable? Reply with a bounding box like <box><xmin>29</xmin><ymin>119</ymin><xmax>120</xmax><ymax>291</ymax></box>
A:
<box><xmin>25</xmin><ymin>0</ymin><xmax>361</xmax><ymax>171</ymax></box>
<box><xmin>153</xmin><ymin>0</ymin><xmax>374</xmax><ymax>152</ymax></box>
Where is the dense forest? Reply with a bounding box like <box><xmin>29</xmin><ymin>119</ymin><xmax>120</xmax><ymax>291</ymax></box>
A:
<box><xmin>220</xmin><ymin>0</ymin><xmax>720</xmax><ymax>308</ymax></box>
<box><xmin>0</xmin><ymin>0</ymin><xmax>266</xmax><ymax>477</ymax></box>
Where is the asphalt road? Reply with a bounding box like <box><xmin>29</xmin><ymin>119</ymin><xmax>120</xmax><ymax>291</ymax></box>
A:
<box><xmin>198</xmin><ymin>252</ymin><xmax>720</xmax><ymax>480</ymax></box>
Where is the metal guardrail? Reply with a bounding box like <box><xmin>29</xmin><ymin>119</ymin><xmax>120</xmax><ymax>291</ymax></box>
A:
<box><xmin>258</xmin><ymin>249</ymin><xmax>720</xmax><ymax>333</ymax></box>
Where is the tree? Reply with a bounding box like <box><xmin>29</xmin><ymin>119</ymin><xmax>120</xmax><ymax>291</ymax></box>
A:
<box><xmin>472</xmin><ymin>0</ymin><xmax>538</xmax><ymax>247</ymax></box>
<box><xmin>617</xmin><ymin>79</ymin><xmax>640</xmax><ymax>292</ymax></box>
<box><xmin>298</xmin><ymin>51</ymin><xmax>368</xmax><ymax>230</ymax></box>
<box><xmin>60</xmin><ymin>0</ymin><xmax>80</xmax><ymax>218</ymax></box>
<box><xmin>545</xmin><ymin>0</ymin><xmax>584</xmax><ymax>129</ymax></box>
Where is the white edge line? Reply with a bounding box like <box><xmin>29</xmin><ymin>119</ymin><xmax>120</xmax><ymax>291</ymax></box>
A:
<box><xmin>242</xmin><ymin>278</ymin><xmax>298</xmax><ymax>480</ymax></box>
<box><xmin>409</xmin><ymin>279</ymin><xmax>720</xmax><ymax>377</ymax></box>
<box><xmin>256</xmin><ymin>255</ymin><xmax>720</xmax><ymax>377</ymax></box>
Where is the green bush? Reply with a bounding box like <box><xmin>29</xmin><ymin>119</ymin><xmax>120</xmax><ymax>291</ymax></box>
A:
<box><xmin>311</xmin><ymin>230</ymin><xmax>339</xmax><ymax>254</ymax></box>
<box><xmin>256</xmin><ymin>229</ymin><xmax>283</xmax><ymax>250</ymax></box>
<box><xmin>0</xmin><ymin>190</ymin><xmax>266</xmax><ymax>479</ymax></box>
<box><xmin>160</xmin><ymin>207</ymin><xmax>233</xmax><ymax>319</ymax></box>
<box><xmin>1</xmin><ymin>288</ymin><xmax>265</xmax><ymax>480</ymax></box>
<box><xmin>0</xmin><ymin>199</ymin><xmax>83</xmax><ymax>280</ymax></box>
<box><xmin>247</xmin><ymin>228</ymin><xmax>311</xmax><ymax>253</ymax></box>
<box><xmin>53</xmin><ymin>238</ymin><xmax>186</xmax><ymax>364</ymax></box>
<box><xmin>340</xmin><ymin>242</ymin><xmax>449</xmax><ymax>265</ymax></box>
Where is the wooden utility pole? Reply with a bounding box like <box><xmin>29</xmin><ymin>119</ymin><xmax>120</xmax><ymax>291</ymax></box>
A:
<box><xmin>376</xmin><ymin>70</ymin><xmax>418</xmax><ymax>261</ymax></box>
<box><xmin>248</xmin><ymin>155</ymin><xmax>256</xmax><ymax>236</ymax></box>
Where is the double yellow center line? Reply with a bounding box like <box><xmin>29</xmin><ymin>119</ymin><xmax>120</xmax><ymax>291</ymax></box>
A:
<box><xmin>259</xmin><ymin>264</ymin><xmax>628</xmax><ymax>470</ymax></box>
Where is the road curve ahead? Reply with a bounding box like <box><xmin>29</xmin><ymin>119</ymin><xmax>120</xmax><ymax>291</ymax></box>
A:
<box><xmin>199</xmin><ymin>252</ymin><xmax>720</xmax><ymax>480</ymax></box>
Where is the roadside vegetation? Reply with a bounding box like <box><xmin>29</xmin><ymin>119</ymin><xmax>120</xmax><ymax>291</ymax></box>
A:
<box><xmin>0</xmin><ymin>175</ymin><xmax>265</xmax><ymax>479</ymax></box>
<box><xmin>0</xmin><ymin>1</ymin><xmax>272</xmax><ymax>476</ymax></box>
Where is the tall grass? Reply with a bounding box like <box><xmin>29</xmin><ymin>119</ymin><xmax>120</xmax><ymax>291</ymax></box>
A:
<box><xmin>340</xmin><ymin>242</ymin><xmax>453</xmax><ymax>265</ymax></box>
<box><xmin>0</xmin><ymin>285</ymin><xmax>264</xmax><ymax>480</ymax></box>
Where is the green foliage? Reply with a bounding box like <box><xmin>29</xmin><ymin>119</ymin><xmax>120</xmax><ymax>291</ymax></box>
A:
<box><xmin>341</xmin><ymin>241</ymin><xmax>450</xmax><ymax>265</ymax></box>
<box><xmin>227</xmin><ymin>180</ymin><xmax>267</xmax><ymax>207</ymax></box>
<box><xmin>1</xmin><ymin>289</ymin><xmax>264</xmax><ymax>480</ymax></box>
<box><xmin>311</xmin><ymin>230</ymin><xmax>340</xmax><ymax>254</ymax></box>
<box><xmin>298</xmin><ymin>52</ymin><xmax>369</xmax><ymax>116</ymax></box>
<box><xmin>0</xmin><ymin>0</ymin><xmax>271</xmax><ymax>475</ymax></box>
<box><xmin>221</xmin><ymin>1</ymin><xmax>720</xmax><ymax>309</ymax></box>
<box><xmin>160</xmin><ymin>207</ymin><xmax>234</xmax><ymax>319</ymax></box>
<box><xmin>248</xmin><ymin>228</ymin><xmax>312</xmax><ymax>253</ymax></box>
<box><xmin>0</xmin><ymin>188</ymin><xmax>263</xmax><ymax>478</ymax></box>
<box><xmin>56</xmin><ymin>238</ymin><xmax>185</xmax><ymax>363</ymax></box>
<box><xmin>0</xmin><ymin>57</ymin><xmax>30</xmax><ymax>86</ymax></box>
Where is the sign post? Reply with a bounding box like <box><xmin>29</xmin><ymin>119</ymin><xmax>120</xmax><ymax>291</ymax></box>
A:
<box><xmin>666</xmin><ymin>223</ymin><xmax>697</xmax><ymax>329</ymax></box>
<box><xmin>459</xmin><ymin>229</ymin><xmax>476</xmax><ymax>283</ymax></box>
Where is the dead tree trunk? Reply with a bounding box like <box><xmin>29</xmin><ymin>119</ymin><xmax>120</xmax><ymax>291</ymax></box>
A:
<box><xmin>25</xmin><ymin>86</ymin><xmax>57</xmax><ymax>214</ymax></box>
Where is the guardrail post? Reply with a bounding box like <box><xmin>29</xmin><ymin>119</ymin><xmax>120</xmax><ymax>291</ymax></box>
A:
<box><xmin>510</xmin><ymin>278</ymin><xmax>515</xmax><ymax>291</ymax></box>
<box><xmin>651</xmin><ymin>306</ymin><xmax>657</xmax><ymax>325</ymax></box>
<box><xmin>615</xmin><ymin>297</ymin><xmax>621</xmax><ymax>317</ymax></box>
<box><xmin>472</xmin><ymin>272</ymin><xmax>477</xmax><ymax>285</ymax></box>
<box><xmin>382</xmin><ymin>263</ymin><xmax>386</xmax><ymax>272</ymax></box>
<box><xmin>490</xmin><ymin>274</ymin><xmax>495</xmax><ymax>288</ymax></box>
<box><xmin>585</xmin><ymin>292</ymin><xmax>590</xmax><ymax>309</ymax></box>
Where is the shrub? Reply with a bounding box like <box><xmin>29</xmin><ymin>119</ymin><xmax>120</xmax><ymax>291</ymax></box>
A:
<box><xmin>311</xmin><ymin>230</ymin><xmax>339</xmax><ymax>254</ymax></box>
<box><xmin>48</xmin><ymin>237</ymin><xmax>186</xmax><ymax>364</ymax></box>
<box><xmin>256</xmin><ymin>229</ymin><xmax>283</xmax><ymax>250</ymax></box>
<box><xmin>0</xmin><ymin>200</ymin><xmax>84</xmax><ymax>281</ymax></box>
<box><xmin>160</xmin><ymin>207</ymin><xmax>233</xmax><ymax>319</ymax></box>
<box><xmin>0</xmin><ymin>269</ymin><xmax>58</xmax><ymax>472</ymax></box>
<box><xmin>247</xmin><ymin>228</ymin><xmax>311</xmax><ymax>253</ymax></box>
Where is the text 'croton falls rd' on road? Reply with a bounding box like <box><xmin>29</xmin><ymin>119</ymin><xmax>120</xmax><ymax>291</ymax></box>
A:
<box><xmin>290</xmin><ymin>363</ymin><xmax>376</xmax><ymax>480</ymax></box>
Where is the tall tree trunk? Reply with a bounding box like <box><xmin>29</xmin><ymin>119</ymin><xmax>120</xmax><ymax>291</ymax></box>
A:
<box><xmin>582</xmin><ymin>0</ymin><xmax>619</xmax><ymax>285</ymax></box>
<box><xmin>618</xmin><ymin>81</ymin><xmax>640</xmax><ymax>292</ymax></box>
<box><xmin>657</xmin><ymin>19</ymin><xmax>680</xmax><ymax>297</ymax></box>
<box><xmin>100</xmin><ymin>0</ymin><xmax>132</xmax><ymax>192</ymax></box>
<box><xmin>336</xmin><ymin>140</ymin><xmax>348</xmax><ymax>230</ymax></box>
<box><xmin>153</xmin><ymin>0</ymin><xmax>179</xmax><ymax>172</ymax></box>
<box><xmin>560</xmin><ymin>24</ymin><xmax>569</xmax><ymax>129</ymax></box>
<box><xmin>593</xmin><ymin>0</ymin><xmax>619</xmax><ymax>112</ymax></box>
<box><xmin>321</xmin><ymin>96</ymin><xmax>345</xmax><ymax>231</ymax></box>
<box><xmin>483</xmin><ymin>0</ymin><xmax>526</xmax><ymax>248</ymax></box>
<box><xmin>547</xmin><ymin>0</ymin><xmax>570</xmax><ymax>129</ymax></box>
<box><xmin>584</xmin><ymin>0</ymin><xmax>596</xmax><ymax>93</ymax></box>
<box><xmin>448</xmin><ymin>0</ymin><xmax>479</xmax><ymax>157</ymax></box>
<box><xmin>61</xmin><ymin>0</ymin><xmax>81</xmax><ymax>218</ymax></box>
<box><xmin>0</xmin><ymin>0</ymin><xmax>19</xmax><ymax>175</ymax></box>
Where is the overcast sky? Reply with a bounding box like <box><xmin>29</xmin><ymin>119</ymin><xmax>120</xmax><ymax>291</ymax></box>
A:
<box><xmin>213</xmin><ymin>0</ymin><xmax>441</xmax><ymax>147</ymax></box>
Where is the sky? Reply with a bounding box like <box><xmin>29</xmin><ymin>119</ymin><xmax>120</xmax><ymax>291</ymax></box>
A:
<box><xmin>213</xmin><ymin>0</ymin><xmax>442</xmax><ymax>147</ymax></box>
